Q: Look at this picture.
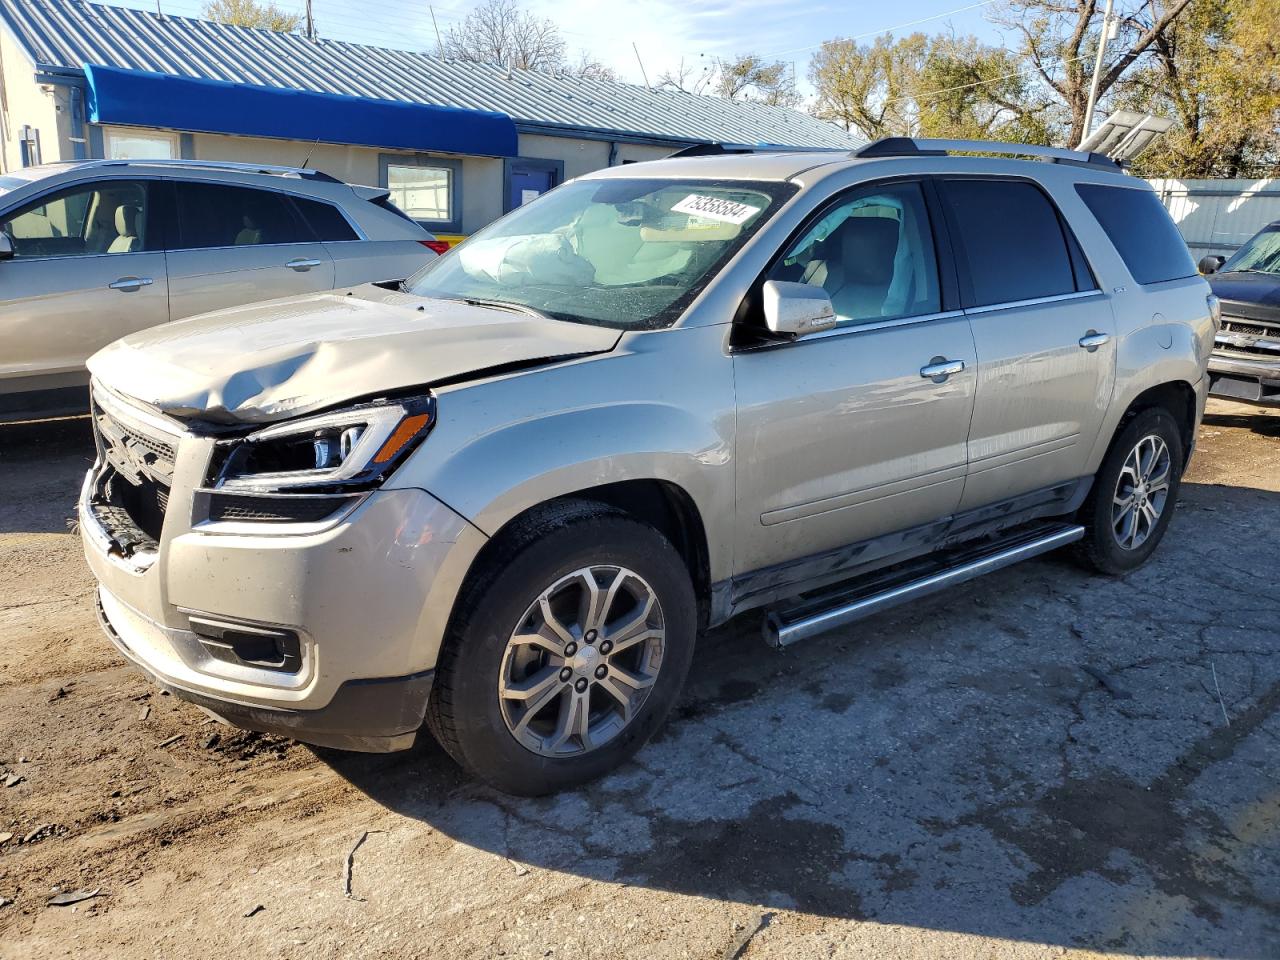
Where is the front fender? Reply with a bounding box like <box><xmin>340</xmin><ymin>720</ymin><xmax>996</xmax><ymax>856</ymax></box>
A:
<box><xmin>386</xmin><ymin>324</ymin><xmax>737</xmax><ymax>582</ymax></box>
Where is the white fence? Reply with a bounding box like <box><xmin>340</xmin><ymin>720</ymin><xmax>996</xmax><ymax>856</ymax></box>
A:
<box><xmin>1148</xmin><ymin>178</ymin><xmax>1280</xmax><ymax>255</ymax></box>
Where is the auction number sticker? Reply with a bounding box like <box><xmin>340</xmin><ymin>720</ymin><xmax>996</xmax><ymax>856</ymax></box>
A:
<box><xmin>671</xmin><ymin>194</ymin><xmax>762</xmax><ymax>225</ymax></box>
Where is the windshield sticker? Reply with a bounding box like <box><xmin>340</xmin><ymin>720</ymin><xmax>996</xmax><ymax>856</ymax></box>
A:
<box><xmin>671</xmin><ymin>194</ymin><xmax>762</xmax><ymax>225</ymax></box>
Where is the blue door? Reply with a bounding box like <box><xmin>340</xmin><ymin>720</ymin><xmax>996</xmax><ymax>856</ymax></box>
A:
<box><xmin>507</xmin><ymin>164</ymin><xmax>557</xmax><ymax>211</ymax></box>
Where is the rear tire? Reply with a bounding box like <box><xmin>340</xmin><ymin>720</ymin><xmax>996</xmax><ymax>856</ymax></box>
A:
<box><xmin>425</xmin><ymin>503</ymin><xmax>697</xmax><ymax>796</ymax></box>
<box><xmin>1075</xmin><ymin>407</ymin><xmax>1185</xmax><ymax>575</ymax></box>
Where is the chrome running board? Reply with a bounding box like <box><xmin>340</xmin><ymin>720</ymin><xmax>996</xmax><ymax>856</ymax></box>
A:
<box><xmin>763</xmin><ymin>523</ymin><xmax>1085</xmax><ymax>648</ymax></box>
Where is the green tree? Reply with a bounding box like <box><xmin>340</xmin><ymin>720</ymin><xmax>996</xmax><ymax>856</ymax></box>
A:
<box><xmin>1118</xmin><ymin>0</ymin><xmax>1280</xmax><ymax>178</ymax></box>
<box><xmin>202</xmin><ymin>0</ymin><xmax>301</xmax><ymax>32</ymax></box>
<box><xmin>809</xmin><ymin>32</ymin><xmax>1046</xmax><ymax>142</ymax></box>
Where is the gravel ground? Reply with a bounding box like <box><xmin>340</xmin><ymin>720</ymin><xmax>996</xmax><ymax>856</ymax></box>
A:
<box><xmin>0</xmin><ymin>398</ymin><xmax>1277</xmax><ymax>959</ymax></box>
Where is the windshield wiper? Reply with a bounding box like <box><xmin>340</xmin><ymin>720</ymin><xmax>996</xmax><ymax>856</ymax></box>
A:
<box><xmin>454</xmin><ymin>297</ymin><xmax>552</xmax><ymax>320</ymax></box>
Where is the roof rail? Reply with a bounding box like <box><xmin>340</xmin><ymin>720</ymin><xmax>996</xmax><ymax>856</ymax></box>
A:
<box><xmin>669</xmin><ymin>142</ymin><xmax>845</xmax><ymax>158</ymax></box>
<box><xmin>853</xmin><ymin>137</ymin><xmax>1120</xmax><ymax>170</ymax></box>
<box><xmin>82</xmin><ymin>158</ymin><xmax>343</xmax><ymax>182</ymax></box>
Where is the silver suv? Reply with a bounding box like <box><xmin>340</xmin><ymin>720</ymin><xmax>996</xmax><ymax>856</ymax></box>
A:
<box><xmin>79</xmin><ymin>138</ymin><xmax>1217</xmax><ymax>795</ymax></box>
<box><xmin>0</xmin><ymin>159</ymin><xmax>439</xmax><ymax>418</ymax></box>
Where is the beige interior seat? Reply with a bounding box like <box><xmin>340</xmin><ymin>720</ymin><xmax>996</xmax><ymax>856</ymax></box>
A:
<box><xmin>107</xmin><ymin>203</ymin><xmax>140</xmax><ymax>254</ymax></box>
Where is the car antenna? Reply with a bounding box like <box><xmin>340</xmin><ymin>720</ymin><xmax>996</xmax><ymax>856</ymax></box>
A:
<box><xmin>300</xmin><ymin>136</ymin><xmax>321</xmax><ymax>170</ymax></box>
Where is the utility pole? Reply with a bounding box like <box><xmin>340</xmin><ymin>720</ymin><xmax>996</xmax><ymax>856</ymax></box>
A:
<box><xmin>1080</xmin><ymin>0</ymin><xmax>1116</xmax><ymax>145</ymax></box>
<box><xmin>304</xmin><ymin>0</ymin><xmax>315</xmax><ymax>40</ymax></box>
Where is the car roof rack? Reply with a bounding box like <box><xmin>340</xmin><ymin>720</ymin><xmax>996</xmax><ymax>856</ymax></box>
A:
<box><xmin>67</xmin><ymin>158</ymin><xmax>343</xmax><ymax>182</ymax></box>
<box><xmin>670</xmin><ymin>142</ymin><xmax>845</xmax><ymax>158</ymax></box>
<box><xmin>852</xmin><ymin>136</ymin><xmax>1120</xmax><ymax>171</ymax></box>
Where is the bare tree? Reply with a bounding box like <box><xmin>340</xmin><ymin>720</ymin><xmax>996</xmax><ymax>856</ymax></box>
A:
<box><xmin>994</xmin><ymin>0</ymin><xmax>1196</xmax><ymax>145</ymax></box>
<box><xmin>570</xmin><ymin>51</ymin><xmax>618</xmax><ymax>82</ymax></box>
<box><xmin>203</xmin><ymin>0</ymin><xmax>300</xmax><ymax>32</ymax></box>
<box><xmin>714</xmin><ymin>54</ymin><xmax>801</xmax><ymax>107</ymax></box>
<box><xmin>441</xmin><ymin>0</ymin><xmax>566</xmax><ymax>73</ymax></box>
<box><xmin>657</xmin><ymin>57</ymin><xmax>718</xmax><ymax>96</ymax></box>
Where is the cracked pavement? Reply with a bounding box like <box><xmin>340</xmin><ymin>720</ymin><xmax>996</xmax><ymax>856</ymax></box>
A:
<box><xmin>1</xmin><ymin>398</ymin><xmax>1277</xmax><ymax>959</ymax></box>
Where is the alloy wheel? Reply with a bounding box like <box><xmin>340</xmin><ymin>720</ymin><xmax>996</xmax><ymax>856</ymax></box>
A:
<box><xmin>1112</xmin><ymin>434</ymin><xmax>1172</xmax><ymax>551</ymax></box>
<box><xmin>497</xmin><ymin>565</ymin><xmax>665</xmax><ymax>757</ymax></box>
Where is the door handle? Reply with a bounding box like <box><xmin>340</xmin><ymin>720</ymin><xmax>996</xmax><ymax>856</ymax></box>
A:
<box><xmin>107</xmin><ymin>276</ymin><xmax>153</xmax><ymax>292</ymax></box>
<box><xmin>286</xmin><ymin>257</ymin><xmax>322</xmax><ymax>271</ymax></box>
<box><xmin>1078</xmin><ymin>331</ymin><xmax>1111</xmax><ymax>351</ymax></box>
<box><xmin>919</xmin><ymin>357</ymin><xmax>966</xmax><ymax>382</ymax></box>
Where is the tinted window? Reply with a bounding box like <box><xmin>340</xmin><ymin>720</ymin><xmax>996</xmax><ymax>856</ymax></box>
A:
<box><xmin>291</xmin><ymin>196</ymin><xmax>358</xmax><ymax>242</ymax></box>
<box><xmin>175</xmin><ymin>183</ymin><xmax>306</xmax><ymax>249</ymax></box>
<box><xmin>1</xmin><ymin>180</ymin><xmax>153</xmax><ymax>258</ymax></box>
<box><xmin>1076</xmin><ymin>184</ymin><xmax>1196</xmax><ymax>284</ymax></box>
<box><xmin>768</xmin><ymin>180</ymin><xmax>941</xmax><ymax>325</ymax></box>
<box><xmin>942</xmin><ymin>179</ymin><xmax>1076</xmax><ymax>307</ymax></box>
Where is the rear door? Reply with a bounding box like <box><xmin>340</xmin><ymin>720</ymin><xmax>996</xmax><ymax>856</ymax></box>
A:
<box><xmin>0</xmin><ymin>178</ymin><xmax>169</xmax><ymax>391</ymax></box>
<box><xmin>937</xmin><ymin>177</ymin><xmax>1117</xmax><ymax>510</ymax></box>
<box><xmin>164</xmin><ymin>180</ymin><xmax>335</xmax><ymax>321</ymax></box>
<box><xmin>289</xmin><ymin>193</ymin><xmax>432</xmax><ymax>287</ymax></box>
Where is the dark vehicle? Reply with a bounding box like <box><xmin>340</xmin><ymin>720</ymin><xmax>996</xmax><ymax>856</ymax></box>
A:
<box><xmin>1200</xmin><ymin>222</ymin><xmax>1280</xmax><ymax>406</ymax></box>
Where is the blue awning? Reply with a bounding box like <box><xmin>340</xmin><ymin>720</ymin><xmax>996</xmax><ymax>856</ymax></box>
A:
<box><xmin>83</xmin><ymin>63</ymin><xmax>519</xmax><ymax>158</ymax></box>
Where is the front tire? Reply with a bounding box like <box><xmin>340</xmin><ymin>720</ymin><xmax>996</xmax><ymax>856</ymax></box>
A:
<box><xmin>1076</xmin><ymin>407</ymin><xmax>1185</xmax><ymax>575</ymax></box>
<box><xmin>426</xmin><ymin>504</ymin><xmax>697</xmax><ymax>796</ymax></box>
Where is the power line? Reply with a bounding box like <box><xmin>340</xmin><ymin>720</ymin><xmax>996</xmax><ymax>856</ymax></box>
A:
<box><xmin>760</xmin><ymin>0</ymin><xmax>1002</xmax><ymax>59</ymax></box>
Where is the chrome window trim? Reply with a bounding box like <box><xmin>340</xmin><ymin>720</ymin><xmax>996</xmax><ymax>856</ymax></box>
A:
<box><xmin>735</xmin><ymin>309</ymin><xmax>968</xmax><ymax>351</ymax></box>
<box><xmin>963</xmin><ymin>289</ymin><xmax>1104</xmax><ymax>316</ymax></box>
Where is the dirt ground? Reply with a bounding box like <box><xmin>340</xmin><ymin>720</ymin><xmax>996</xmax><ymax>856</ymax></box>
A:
<box><xmin>1</xmin><ymin>398</ymin><xmax>1277</xmax><ymax>960</ymax></box>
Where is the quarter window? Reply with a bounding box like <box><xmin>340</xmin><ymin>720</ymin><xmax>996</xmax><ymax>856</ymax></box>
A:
<box><xmin>1</xmin><ymin>180</ymin><xmax>152</xmax><ymax>258</ymax></box>
<box><xmin>941</xmin><ymin>179</ymin><xmax>1077</xmax><ymax>307</ymax></box>
<box><xmin>174</xmin><ymin>182</ymin><xmax>307</xmax><ymax>249</ymax></box>
<box><xmin>290</xmin><ymin>196</ymin><xmax>359</xmax><ymax>242</ymax></box>
<box><xmin>1076</xmin><ymin>183</ymin><xmax>1197</xmax><ymax>285</ymax></box>
<box><xmin>768</xmin><ymin>181</ymin><xmax>941</xmax><ymax>326</ymax></box>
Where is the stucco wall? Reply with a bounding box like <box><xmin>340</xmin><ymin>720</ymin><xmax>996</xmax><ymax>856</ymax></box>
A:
<box><xmin>0</xmin><ymin>30</ymin><xmax>67</xmax><ymax>172</ymax></box>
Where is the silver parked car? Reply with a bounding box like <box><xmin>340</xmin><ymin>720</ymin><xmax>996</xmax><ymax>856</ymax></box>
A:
<box><xmin>79</xmin><ymin>139</ymin><xmax>1218</xmax><ymax>795</ymax></box>
<box><xmin>0</xmin><ymin>159</ymin><xmax>440</xmax><ymax>418</ymax></box>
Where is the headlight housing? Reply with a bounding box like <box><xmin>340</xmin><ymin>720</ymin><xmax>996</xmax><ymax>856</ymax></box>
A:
<box><xmin>200</xmin><ymin>397</ymin><xmax>435</xmax><ymax>524</ymax></box>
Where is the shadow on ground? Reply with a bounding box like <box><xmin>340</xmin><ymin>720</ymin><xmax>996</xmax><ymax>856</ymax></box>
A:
<box><xmin>0</xmin><ymin>416</ymin><xmax>94</xmax><ymax>534</ymax></box>
<box><xmin>326</xmin><ymin>480</ymin><xmax>1280</xmax><ymax>958</ymax></box>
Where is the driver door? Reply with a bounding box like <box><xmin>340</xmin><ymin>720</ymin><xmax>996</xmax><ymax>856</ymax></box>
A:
<box><xmin>0</xmin><ymin>179</ymin><xmax>169</xmax><ymax>391</ymax></box>
<box><xmin>732</xmin><ymin>179</ymin><xmax>976</xmax><ymax>588</ymax></box>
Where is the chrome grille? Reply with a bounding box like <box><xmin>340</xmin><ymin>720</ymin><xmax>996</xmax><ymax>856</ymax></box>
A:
<box><xmin>1214</xmin><ymin>316</ymin><xmax>1280</xmax><ymax>360</ymax></box>
<box><xmin>89</xmin><ymin>391</ymin><xmax>184</xmax><ymax>552</ymax></box>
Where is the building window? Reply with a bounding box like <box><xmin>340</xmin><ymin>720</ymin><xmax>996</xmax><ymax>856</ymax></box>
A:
<box><xmin>105</xmin><ymin>129</ymin><xmax>178</xmax><ymax>160</ymax></box>
<box><xmin>379</xmin><ymin>155</ymin><xmax>462</xmax><ymax>232</ymax></box>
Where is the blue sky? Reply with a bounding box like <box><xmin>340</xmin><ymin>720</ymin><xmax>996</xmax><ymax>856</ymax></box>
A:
<box><xmin>115</xmin><ymin>0</ymin><xmax>1011</xmax><ymax>94</ymax></box>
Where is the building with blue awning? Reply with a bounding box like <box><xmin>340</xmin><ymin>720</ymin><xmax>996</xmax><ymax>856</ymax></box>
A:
<box><xmin>0</xmin><ymin>0</ymin><xmax>862</xmax><ymax>241</ymax></box>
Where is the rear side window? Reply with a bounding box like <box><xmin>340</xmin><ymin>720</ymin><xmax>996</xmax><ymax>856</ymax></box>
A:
<box><xmin>941</xmin><ymin>179</ymin><xmax>1078</xmax><ymax>307</ymax></box>
<box><xmin>290</xmin><ymin>196</ymin><xmax>359</xmax><ymax>242</ymax></box>
<box><xmin>1075</xmin><ymin>183</ymin><xmax>1197</xmax><ymax>285</ymax></box>
<box><xmin>174</xmin><ymin>182</ymin><xmax>307</xmax><ymax>250</ymax></box>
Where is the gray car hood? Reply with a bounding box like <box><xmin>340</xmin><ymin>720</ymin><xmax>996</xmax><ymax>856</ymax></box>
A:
<box><xmin>88</xmin><ymin>285</ymin><xmax>622</xmax><ymax>424</ymax></box>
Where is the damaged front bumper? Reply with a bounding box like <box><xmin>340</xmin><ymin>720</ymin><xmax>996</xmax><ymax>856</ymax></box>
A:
<box><xmin>78</xmin><ymin>387</ymin><xmax>488</xmax><ymax>753</ymax></box>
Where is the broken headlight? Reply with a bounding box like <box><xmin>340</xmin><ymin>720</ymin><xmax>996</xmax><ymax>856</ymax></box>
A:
<box><xmin>212</xmin><ymin>396</ymin><xmax>436</xmax><ymax>495</ymax></box>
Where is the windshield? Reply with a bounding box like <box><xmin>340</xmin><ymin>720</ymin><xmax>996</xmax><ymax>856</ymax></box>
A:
<box><xmin>1222</xmin><ymin>226</ymin><xmax>1280</xmax><ymax>275</ymax></box>
<box><xmin>403</xmin><ymin>178</ymin><xmax>795</xmax><ymax>329</ymax></box>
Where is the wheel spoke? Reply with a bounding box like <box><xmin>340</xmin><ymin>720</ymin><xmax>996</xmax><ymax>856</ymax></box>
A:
<box><xmin>579</xmin><ymin>568</ymin><xmax>625</xmax><ymax>635</ymax></box>
<box><xmin>605</xmin><ymin>664</ymin><xmax>656</xmax><ymax>693</ymax></box>
<box><xmin>538</xmin><ymin>595</ymin><xmax>575</xmax><ymax>648</ymax></box>
<box><xmin>547</xmin><ymin>690</ymin><xmax>591</xmax><ymax>752</ymax></box>
<box><xmin>1141</xmin><ymin>500</ymin><xmax>1160</xmax><ymax>529</ymax></box>
<box><xmin>501</xmin><ymin>664</ymin><xmax>561</xmax><ymax>702</ymax></box>
<box><xmin>597</xmin><ymin>674</ymin><xmax>636</xmax><ymax>721</ymax></box>
<box><xmin>604</xmin><ymin>593</ymin><xmax>658</xmax><ymax>654</ymax></box>
<box><xmin>508</xmin><ymin>625</ymin><xmax>567</xmax><ymax>658</ymax></box>
<box><xmin>1117</xmin><ymin>506</ymin><xmax>1138</xmax><ymax>548</ymax></box>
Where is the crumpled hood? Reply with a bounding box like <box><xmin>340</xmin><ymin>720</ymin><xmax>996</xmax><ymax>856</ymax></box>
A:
<box><xmin>88</xmin><ymin>285</ymin><xmax>622</xmax><ymax>424</ymax></box>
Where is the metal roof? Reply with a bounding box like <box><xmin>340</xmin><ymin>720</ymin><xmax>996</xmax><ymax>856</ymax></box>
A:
<box><xmin>0</xmin><ymin>0</ymin><xmax>863</xmax><ymax>150</ymax></box>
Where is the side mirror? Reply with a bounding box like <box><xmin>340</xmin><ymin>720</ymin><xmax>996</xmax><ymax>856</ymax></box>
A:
<box><xmin>0</xmin><ymin>233</ymin><xmax>13</xmax><ymax>261</ymax></box>
<box><xmin>1198</xmin><ymin>254</ymin><xmax>1225</xmax><ymax>276</ymax></box>
<box><xmin>761</xmin><ymin>280</ymin><xmax>837</xmax><ymax>338</ymax></box>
